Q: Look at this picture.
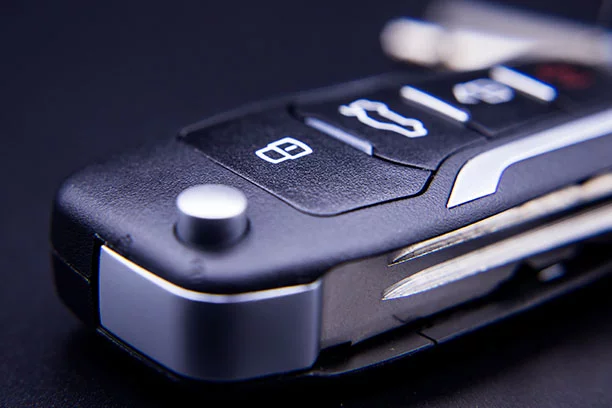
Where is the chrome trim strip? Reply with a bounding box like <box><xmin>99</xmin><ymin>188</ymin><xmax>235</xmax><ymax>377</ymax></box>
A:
<box><xmin>98</xmin><ymin>246</ymin><xmax>322</xmax><ymax>381</ymax></box>
<box><xmin>447</xmin><ymin>108</ymin><xmax>612</xmax><ymax>208</ymax></box>
<box><xmin>305</xmin><ymin>117</ymin><xmax>374</xmax><ymax>155</ymax></box>
<box><xmin>490</xmin><ymin>65</ymin><xmax>557</xmax><ymax>102</ymax></box>
<box><xmin>400</xmin><ymin>85</ymin><xmax>470</xmax><ymax>122</ymax></box>
<box><xmin>384</xmin><ymin>202</ymin><xmax>612</xmax><ymax>300</ymax></box>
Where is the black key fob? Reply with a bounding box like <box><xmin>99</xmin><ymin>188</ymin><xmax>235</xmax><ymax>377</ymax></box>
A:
<box><xmin>51</xmin><ymin>62</ymin><xmax>612</xmax><ymax>382</ymax></box>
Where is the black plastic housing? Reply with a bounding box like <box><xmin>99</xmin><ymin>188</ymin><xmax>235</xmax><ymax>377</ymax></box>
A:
<box><xmin>50</xmin><ymin>68</ymin><xmax>612</xmax><ymax>381</ymax></box>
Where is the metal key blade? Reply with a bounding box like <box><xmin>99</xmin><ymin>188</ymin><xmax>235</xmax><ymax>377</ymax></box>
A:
<box><xmin>383</xmin><ymin>202</ymin><xmax>612</xmax><ymax>301</ymax></box>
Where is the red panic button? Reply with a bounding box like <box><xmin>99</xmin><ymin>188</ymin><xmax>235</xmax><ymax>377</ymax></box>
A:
<box><xmin>513</xmin><ymin>62</ymin><xmax>612</xmax><ymax>110</ymax></box>
<box><xmin>534</xmin><ymin>63</ymin><xmax>595</xmax><ymax>90</ymax></box>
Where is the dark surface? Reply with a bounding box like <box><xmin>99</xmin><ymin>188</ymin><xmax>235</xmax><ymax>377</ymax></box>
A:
<box><xmin>2</xmin><ymin>1</ymin><xmax>612</xmax><ymax>407</ymax></box>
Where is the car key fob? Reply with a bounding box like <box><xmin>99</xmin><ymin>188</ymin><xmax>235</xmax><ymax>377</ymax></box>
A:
<box><xmin>51</xmin><ymin>61</ymin><xmax>612</xmax><ymax>382</ymax></box>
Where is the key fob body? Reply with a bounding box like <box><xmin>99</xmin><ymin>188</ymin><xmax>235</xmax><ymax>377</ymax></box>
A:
<box><xmin>51</xmin><ymin>62</ymin><xmax>612</xmax><ymax>382</ymax></box>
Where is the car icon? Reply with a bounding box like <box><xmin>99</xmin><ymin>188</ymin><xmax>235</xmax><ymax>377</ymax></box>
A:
<box><xmin>339</xmin><ymin>99</ymin><xmax>428</xmax><ymax>138</ymax></box>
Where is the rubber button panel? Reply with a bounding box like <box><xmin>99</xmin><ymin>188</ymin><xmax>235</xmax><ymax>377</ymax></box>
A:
<box><xmin>510</xmin><ymin>62</ymin><xmax>612</xmax><ymax>110</ymax></box>
<box><xmin>412</xmin><ymin>71</ymin><xmax>559</xmax><ymax>136</ymax></box>
<box><xmin>182</xmin><ymin>110</ymin><xmax>431</xmax><ymax>216</ymax></box>
<box><xmin>296</xmin><ymin>89</ymin><xmax>486</xmax><ymax>170</ymax></box>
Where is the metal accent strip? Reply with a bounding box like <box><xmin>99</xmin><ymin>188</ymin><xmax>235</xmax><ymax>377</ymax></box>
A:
<box><xmin>490</xmin><ymin>65</ymin><xmax>557</xmax><ymax>102</ymax></box>
<box><xmin>400</xmin><ymin>85</ymin><xmax>470</xmax><ymax>122</ymax></box>
<box><xmin>447</xmin><ymin>108</ymin><xmax>612</xmax><ymax>208</ymax></box>
<box><xmin>305</xmin><ymin>117</ymin><xmax>374</xmax><ymax>155</ymax></box>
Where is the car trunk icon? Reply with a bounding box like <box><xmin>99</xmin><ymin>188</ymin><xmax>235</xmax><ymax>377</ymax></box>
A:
<box><xmin>339</xmin><ymin>99</ymin><xmax>428</xmax><ymax>138</ymax></box>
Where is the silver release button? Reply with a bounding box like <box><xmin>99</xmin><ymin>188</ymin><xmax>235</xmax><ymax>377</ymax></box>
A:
<box><xmin>176</xmin><ymin>184</ymin><xmax>248</xmax><ymax>246</ymax></box>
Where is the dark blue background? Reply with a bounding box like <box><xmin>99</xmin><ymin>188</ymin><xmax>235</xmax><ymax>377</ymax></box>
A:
<box><xmin>1</xmin><ymin>1</ymin><xmax>611</xmax><ymax>406</ymax></box>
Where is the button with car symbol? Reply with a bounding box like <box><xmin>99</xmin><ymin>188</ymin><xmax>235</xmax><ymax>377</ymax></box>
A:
<box><xmin>296</xmin><ymin>89</ymin><xmax>485</xmax><ymax>170</ymax></box>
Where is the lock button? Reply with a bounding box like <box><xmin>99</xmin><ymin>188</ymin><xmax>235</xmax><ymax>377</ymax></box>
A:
<box><xmin>181</xmin><ymin>109</ymin><xmax>431</xmax><ymax>216</ymax></box>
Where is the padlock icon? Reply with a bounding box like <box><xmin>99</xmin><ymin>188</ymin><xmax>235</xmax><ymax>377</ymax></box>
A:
<box><xmin>255</xmin><ymin>137</ymin><xmax>313</xmax><ymax>164</ymax></box>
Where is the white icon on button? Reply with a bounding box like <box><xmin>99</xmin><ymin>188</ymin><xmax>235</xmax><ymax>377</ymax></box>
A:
<box><xmin>452</xmin><ymin>78</ymin><xmax>514</xmax><ymax>105</ymax></box>
<box><xmin>255</xmin><ymin>137</ymin><xmax>313</xmax><ymax>164</ymax></box>
<box><xmin>339</xmin><ymin>99</ymin><xmax>428</xmax><ymax>138</ymax></box>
